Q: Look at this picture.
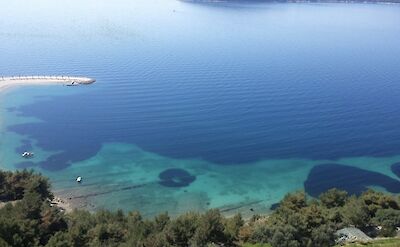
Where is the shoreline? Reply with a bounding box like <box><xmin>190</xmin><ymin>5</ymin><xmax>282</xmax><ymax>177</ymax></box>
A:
<box><xmin>52</xmin><ymin>190</ymin><xmax>97</xmax><ymax>214</ymax></box>
<box><xmin>0</xmin><ymin>75</ymin><xmax>95</xmax><ymax>212</ymax></box>
<box><xmin>0</xmin><ymin>76</ymin><xmax>95</xmax><ymax>93</ymax></box>
<box><xmin>51</xmin><ymin>196</ymin><xmax>74</xmax><ymax>213</ymax></box>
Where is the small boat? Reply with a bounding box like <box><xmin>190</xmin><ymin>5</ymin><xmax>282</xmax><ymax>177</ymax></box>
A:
<box><xmin>76</xmin><ymin>176</ymin><xmax>82</xmax><ymax>183</ymax></box>
<box><xmin>22</xmin><ymin>151</ymin><xmax>34</xmax><ymax>158</ymax></box>
<box><xmin>66</xmin><ymin>81</ymin><xmax>78</xmax><ymax>86</ymax></box>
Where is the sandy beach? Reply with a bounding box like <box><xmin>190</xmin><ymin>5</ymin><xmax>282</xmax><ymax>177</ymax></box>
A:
<box><xmin>51</xmin><ymin>196</ymin><xmax>75</xmax><ymax>213</ymax></box>
<box><xmin>0</xmin><ymin>76</ymin><xmax>95</xmax><ymax>93</ymax></box>
<box><xmin>1</xmin><ymin>197</ymin><xmax>75</xmax><ymax>213</ymax></box>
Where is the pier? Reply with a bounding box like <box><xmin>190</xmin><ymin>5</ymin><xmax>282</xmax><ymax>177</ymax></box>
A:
<box><xmin>0</xmin><ymin>76</ymin><xmax>95</xmax><ymax>85</ymax></box>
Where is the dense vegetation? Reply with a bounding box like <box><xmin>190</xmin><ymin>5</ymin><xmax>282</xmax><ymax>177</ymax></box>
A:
<box><xmin>341</xmin><ymin>239</ymin><xmax>400</xmax><ymax>247</ymax></box>
<box><xmin>241</xmin><ymin>189</ymin><xmax>400</xmax><ymax>246</ymax></box>
<box><xmin>1</xmin><ymin>169</ymin><xmax>400</xmax><ymax>247</ymax></box>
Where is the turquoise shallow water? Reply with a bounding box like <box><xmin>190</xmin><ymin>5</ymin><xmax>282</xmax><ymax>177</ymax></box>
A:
<box><xmin>1</xmin><ymin>0</ymin><xmax>400</xmax><ymax>217</ymax></box>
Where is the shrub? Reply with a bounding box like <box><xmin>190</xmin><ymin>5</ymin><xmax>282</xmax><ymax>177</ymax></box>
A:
<box><xmin>319</xmin><ymin>188</ymin><xmax>348</xmax><ymax>208</ymax></box>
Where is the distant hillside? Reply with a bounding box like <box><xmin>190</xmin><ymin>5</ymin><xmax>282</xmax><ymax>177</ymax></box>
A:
<box><xmin>182</xmin><ymin>0</ymin><xmax>400</xmax><ymax>4</ymax></box>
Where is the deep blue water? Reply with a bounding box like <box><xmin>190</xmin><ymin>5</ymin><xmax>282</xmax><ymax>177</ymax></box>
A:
<box><xmin>8</xmin><ymin>1</ymin><xmax>400</xmax><ymax>169</ymax></box>
<box><xmin>1</xmin><ymin>0</ymin><xmax>400</xmax><ymax>214</ymax></box>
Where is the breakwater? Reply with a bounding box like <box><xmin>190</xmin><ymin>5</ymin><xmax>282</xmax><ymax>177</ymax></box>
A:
<box><xmin>0</xmin><ymin>76</ymin><xmax>95</xmax><ymax>85</ymax></box>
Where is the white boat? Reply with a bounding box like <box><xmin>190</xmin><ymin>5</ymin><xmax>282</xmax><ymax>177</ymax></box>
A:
<box><xmin>22</xmin><ymin>151</ymin><xmax>34</xmax><ymax>158</ymax></box>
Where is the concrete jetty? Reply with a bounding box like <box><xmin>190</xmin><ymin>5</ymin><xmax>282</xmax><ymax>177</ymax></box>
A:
<box><xmin>0</xmin><ymin>76</ymin><xmax>95</xmax><ymax>92</ymax></box>
<box><xmin>0</xmin><ymin>76</ymin><xmax>95</xmax><ymax>85</ymax></box>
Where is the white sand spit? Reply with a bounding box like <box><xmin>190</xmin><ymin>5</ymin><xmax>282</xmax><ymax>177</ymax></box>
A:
<box><xmin>0</xmin><ymin>76</ymin><xmax>95</xmax><ymax>92</ymax></box>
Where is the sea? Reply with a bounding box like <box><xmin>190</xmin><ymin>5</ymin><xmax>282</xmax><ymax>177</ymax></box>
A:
<box><xmin>1</xmin><ymin>0</ymin><xmax>400</xmax><ymax>217</ymax></box>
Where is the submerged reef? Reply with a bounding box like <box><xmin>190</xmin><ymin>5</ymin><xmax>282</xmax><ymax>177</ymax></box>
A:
<box><xmin>304</xmin><ymin>163</ymin><xmax>400</xmax><ymax>197</ymax></box>
<box><xmin>158</xmin><ymin>168</ymin><xmax>196</xmax><ymax>187</ymax></box>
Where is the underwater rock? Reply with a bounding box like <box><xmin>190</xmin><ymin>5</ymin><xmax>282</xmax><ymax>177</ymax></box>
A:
<box><xmin>158</xmin><ymin>168</ymin><xmax>195</xmax><ymax>187</ymax></box>
<box><xmin>270</xmin><ymin>203</ymin><xmax>280</xmax><ymax>210</ymax></box>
